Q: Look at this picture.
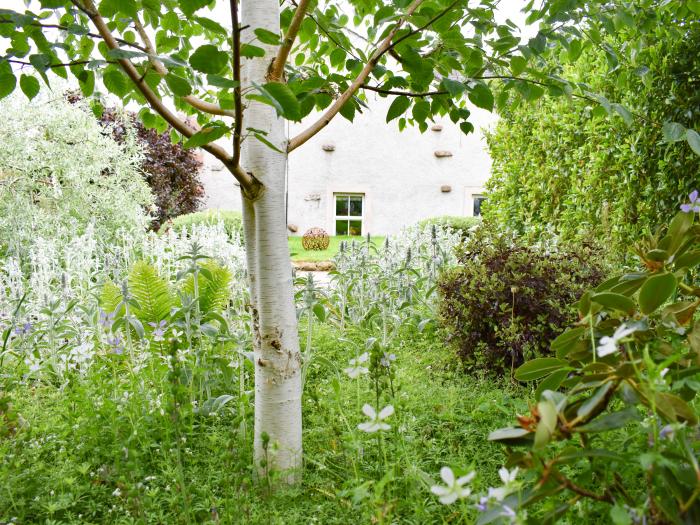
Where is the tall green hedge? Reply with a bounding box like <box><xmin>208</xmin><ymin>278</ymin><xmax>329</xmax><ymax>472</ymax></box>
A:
<box><xmin>485</xmin><ymin>23</ymin><xmax>700</xmax><ymax>255</ymax></box>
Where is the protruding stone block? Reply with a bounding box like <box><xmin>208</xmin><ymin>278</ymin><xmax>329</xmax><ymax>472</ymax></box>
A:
<box><xmin>434</xmin><ymin>150</ymin><xmax>453</xmax><ymax>158</ymax></box>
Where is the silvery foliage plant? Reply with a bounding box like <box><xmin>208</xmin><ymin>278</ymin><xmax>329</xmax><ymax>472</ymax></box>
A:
<box><xmin>330</xmin><ymin>224</ymin><xmax>461</xmax><ymax>339</ymax></box>
<box><xmin>0</xmin><ymin>222</ymin><xmax>247</xmax><ymax>382</ymax></box>
<box><xmin>0</xmin><ymin>91</ymin><xmax>154</xmax><ymax>255</ymax></box>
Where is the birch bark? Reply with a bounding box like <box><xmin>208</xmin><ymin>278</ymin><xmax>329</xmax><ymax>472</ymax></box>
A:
<box><xmin>240</xmin><ymin>0</ymin><xmax>303</xmax><ymax>483</ymax></box>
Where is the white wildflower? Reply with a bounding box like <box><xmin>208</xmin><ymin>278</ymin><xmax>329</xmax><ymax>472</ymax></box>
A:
<box><xmin>344</xmin><ymin>352</ymin><xmax>369</xmax><ymax>378</ymax></box>
<box><xmin>357</xmin><ymin>404</ymin><xmax>394</xmax><ymax>433</ymax></box>
<box><xmin>487</xmin><ymin>467</ymin><xmax>520</xmax><ymax>501</ymax></box>
<box><xmin>597</xmin><ymin>323</ymin><xmax>638</xmax><ymax>357</ymax></box>
<box><xmin>430</xmin><ymin>466</ymin><xmax>475</xmax><ymax>504</ymax></box>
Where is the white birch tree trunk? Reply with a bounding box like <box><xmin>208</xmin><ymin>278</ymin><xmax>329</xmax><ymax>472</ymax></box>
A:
<box><xmin>240</xmin><ymin>0</ymin><xmax>303</xmax><ymax>483</ymax></box>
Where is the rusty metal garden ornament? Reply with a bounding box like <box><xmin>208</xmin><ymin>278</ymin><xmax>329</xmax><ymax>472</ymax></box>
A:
<box><xmin>302</xmin><ymin>227</ymin><xmax>330</xmax><ymax>251</ymax></box>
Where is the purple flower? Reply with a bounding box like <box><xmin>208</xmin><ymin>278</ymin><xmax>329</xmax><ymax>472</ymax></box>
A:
<box><xmin>380</xmin><ymin>352</ymin><xmax>397</xmax><ymax>368</ymax></box>
<box><xmin>99</xmin><ymin>310</ymin><xmax>116</xmax><ymax>328</ymax></box>
<box><xmin>148</xmin><ymin>320</ymin><xmax>168</xmax><ymax>342</ymax></box>
<box><xmin>14</xmin><ymin>322</ymin><xmax>32</xmax><ymax>336</ymax></box>
<box><xmin>680</xmin><ymin>190</ymin><xmax>700</xmax><ymax>213</ymax></box>
<box><xmin>108</xmin><ymin>336</ymin><xmax>124</xmax><ymax>355</ymax></box>
<box><xmin>659</xmin><ymin>425</ymin><xmax>675</xmax><ymax>440</ymax></box>
<box><xmin>476</xmin><ymin>496</ymin><xmax>489</xmax><ymax>512</ymax></box>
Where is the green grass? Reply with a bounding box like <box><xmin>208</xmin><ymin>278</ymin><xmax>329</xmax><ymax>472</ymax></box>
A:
<box><xmin>288</xmin><ymin>235</ymin><xmax>385</xmax><ymax>262</ymax></box>
<box><xmin>0</xmin><ymin>324</ymin><xmax>528</xmax><ymax>524</ymax></box>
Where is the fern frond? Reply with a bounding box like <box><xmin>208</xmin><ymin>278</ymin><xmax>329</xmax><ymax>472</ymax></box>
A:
<box><xmin>183</xmin><ymin>261</ymin><xmax>232</xmax><ymax>315</ymax></box>
<box><xmin>128</xmin><ymin>261</ymin><xmax>174</xmax><ymax>324</ymax></box>
<box><xmin>99</xmin><ymin>280</ymin><xmax>123</xmax><ymax>314</ymax></box>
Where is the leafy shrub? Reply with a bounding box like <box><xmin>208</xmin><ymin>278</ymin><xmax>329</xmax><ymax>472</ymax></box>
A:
<box><xmin>485</xmin><ymin>23</ymin><xmax>700</xmax><ymax>255</ymax></box>
<box><xmin>97</xmin><ymin>107</ymin><xmax>204</xmax><ymax>229</ymax></box>
<box><xmin>418</xmin><ymin>216</ymin><xmax>480</xmax><ymax>238</ymax></box>
<box><xmin>438</xmin><ymin>225</ymin><xmax>607</xmax><ymax>375</ymax></box>
<box><xmin>0</xmin><ymin>94</ymin><xmax>152</xmax><ymax>257</ymax></box>
<box><xmin>487</xmin><ymin>205</ymin><xmax>700</xmax><ymax>524</ymax></box>
<box><xmin>165</xmin><ymin>210</ymin><xmax>243</xmax><ymax>239</ymax></box>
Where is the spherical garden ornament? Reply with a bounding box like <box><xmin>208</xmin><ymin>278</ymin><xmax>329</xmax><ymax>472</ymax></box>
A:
<box><xmin>302</xmin><ymin>227</ymin><xmax>330</xmax><ymax>251</ymax></box>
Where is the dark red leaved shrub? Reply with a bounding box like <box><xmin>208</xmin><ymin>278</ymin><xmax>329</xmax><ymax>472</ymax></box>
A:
<box><xmin>438</xmin><ymin>225</ymin><xmax>607</xmax><ymax>376</ymax></box>
<box><xmin>98</xmin><ymin>108</ymin><xmax>204</xmax><ymax>229</ymax></box>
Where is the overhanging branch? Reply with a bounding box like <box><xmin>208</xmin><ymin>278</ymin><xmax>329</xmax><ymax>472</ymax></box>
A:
<box><xmin>287</xmin><ymin>0</ymin><xmax>426</xmax><ymax>152</ymax></box>
<box><xmin>80</xmin><ymin>0</ymin><xmax>262</xmax><ymax>199</ymax></box>
<box><xmin>269</xmin><ymin>0</ymin><xmax>311</xmax><ymax>82</ymax></box>
<box><xmin>132</xmin><ymin>17</ymin><xmax>235</xmax><ymax>118</ymax></box>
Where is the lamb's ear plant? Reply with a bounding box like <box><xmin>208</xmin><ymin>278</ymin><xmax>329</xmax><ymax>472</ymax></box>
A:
<box><xmin>295</xmin><ymin>273</ymin><xmax>327</xmax><ymax>387</ymax></box>
<box><xmin>486</xmin><ymin>202</ymin><xmax>700</xmax><ymax>524</ymax></box>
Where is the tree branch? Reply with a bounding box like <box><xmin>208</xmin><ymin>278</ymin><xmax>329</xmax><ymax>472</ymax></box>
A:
<box><xmin>230</xmin><ymin>0</ymin><xmax>243</xmax><ymax>170</ymax></box>
<box><xmin>361</xmin><ymin>84</ymin><xmax>448</xmax><ymax>97</ymax></box>
<box><xmin>386</xmin><ymin>0</ymin><xmax>460</xmax><ymax>53</ymax></box>
<box><xmin>132</xmin><ymin>17</ymin><xmax>235</xmax><ymax>118</ymax></box>
<box><xmin>81</xmin><ymin>0</ymin><xmax>261</xmax><ymax>199</ymax></box>
<box><xmin>5</xmin><ymin>58</ymin><xmax>115</xmax><ymax>68</ymax></box>
<box><xmin>269</xmin><ymin>0</ymin><xmax>311</xmax><ymax>82</ymax></box>
<box><xmin>288</xmin><ymin>0</ymin><xmax>426</xmax><ymax>152</ymax></box>
<box><xmin>0</xmin><ymin>21</ymin><xmax>147</xmax><ymax>52</ymax></box>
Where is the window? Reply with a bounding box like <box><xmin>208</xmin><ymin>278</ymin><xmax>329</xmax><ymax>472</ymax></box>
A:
<box><xmin>335</xmin><ymin>194</ymin><xmax>364</xmax><ymax>235</ymax></box>
<box><xmin>473</xmin><ymin>195</ymin><xmax>486</xmax><ymax>217</ymax></box>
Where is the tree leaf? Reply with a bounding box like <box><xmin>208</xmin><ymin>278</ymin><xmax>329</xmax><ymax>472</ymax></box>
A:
<box><xmin>189</xmin><ymin>44</ymin><xmax>228</xmax><ymax>74</ymax></box>
<box><xmin>184</xmin><ymin>124</ymin><xmax>229</xmax><ymax>149</ymax></box>
<box><xmin>240</xmin><ymin>44</ymin><xmax>266</xmax><ymax>58</ymax></box>
<box><xmin>165</xmin><ymin>73</ymin><xmax>192</xmax><ymax>97</ymax></box>
<box><xmin>107</xmin><ymin>48</ymin><xmax>147</xmax><ymax>60</ymax></box>
<box><xmin>99</xmin><ymin>0</ymin><xmax>138</xmax><ymax>18</ymax></box>
<box><xmin>386</xmin><ymin>96</ymin><xmax>410</xmax><ymax>123</ymax></box>
<box><xmin>207</xmin><ymin>75</ymin><xmax>239</xmax><ymax>89</ymax></box>
<box><xmin>194</xmin><ymin>16</ymin><xmax>228</xmax><ymax>36</ymax></box>
<box><xmin>19</xmin><ymin>74</ymin><xmax>39</xmax><ymax>100</ymax></box>
<box><xmin>261</xmin><ymin>82</ymin><xmax>301</xmax><ymax>121</ymax></box>
<box><xmin>510</xmin><ymin>56</ymin><xmax>527</xmax><ymax>75</ymax></box>
<box><xmin>440</xmin><ymin>78</ymin><xmax>465</xmax><ymax>97</ymax></box>
<box><xmin>638</xmin><ymin>272</ymin><xmax>676</xmax><ymax>315</ymax></box>
<box><xmin>103</xmin><ymin>67</ymin><xmax>130</xmax><ymax>97</ymax></box>
<box><xmin>0</xmin><ymin>72</ymin><xmax>18</xmax><ymax>100</ymax></box>
<box><xmin>578</xmin><ymin>407</ymin><xmax>640</xmax><ymax>434</ymax></box>
<box><xmin>515</xmin><ymin>358</ymin><xmax>569</xmax><ymax>381</ymax></box>
<box><xmin>254</xmin><ymin>28</ymin><xmax>281</xmax><ymax>45</ymax></box>
<box><xmin>468</xmin><ymin>84</ymin><xmax>494</xmax><ymax>111</ymax></box>
<box><xmin>180</xmin><ymin>0</ymin><xmax>213</xmax><ymax>17</ymax></box>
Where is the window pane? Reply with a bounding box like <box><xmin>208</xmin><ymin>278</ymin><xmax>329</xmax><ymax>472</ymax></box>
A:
<box><xmin>349</xmin><ymin>196</ymin><xmax>363</xmax><ymax>216</ymax></box>
<box><xmin>473</xmin><ymin>197</ymin><xmax>486</xmax><ymax>217</ymax></box>
<box><xmin>335</xmin><ymin>196</ymin><xmax>349</xmax><ymax>216</ymax></box>
<box><xmin>349</xmin><ymin>220</ymin><xmax>362</xmax><ymax>236</ymax></box>
<box><xmin>336</xmin><ymin>220</ymin><xmax>349</xmax><ymax>235</ymax></box>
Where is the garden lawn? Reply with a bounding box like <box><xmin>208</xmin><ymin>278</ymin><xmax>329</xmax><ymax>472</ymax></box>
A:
<box><xmin>288</xmin><ymin>235</ymin><xmax>385</xmax><ymax>262</ymax></box>
<box><xmin>0</xmin><ymin>324</ymin><xmax>526</xmax><ymax>524</ymax></box>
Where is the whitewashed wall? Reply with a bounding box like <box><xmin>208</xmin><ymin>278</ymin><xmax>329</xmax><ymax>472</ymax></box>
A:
<box><xmin>200</xmin><ymin>94</ymin><xmax>495</xmax><ymax>236</ymax></box>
